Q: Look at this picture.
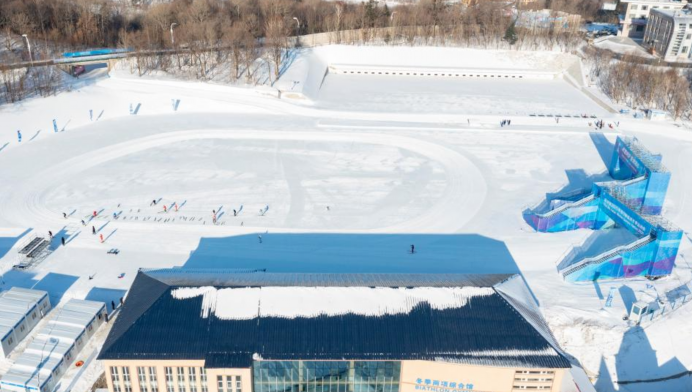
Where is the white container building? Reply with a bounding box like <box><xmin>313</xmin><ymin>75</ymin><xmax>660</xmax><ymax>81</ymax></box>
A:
<box><xmin>0</xmin><ymin>287</ymin><xmax>51</xmax><ymax>357</ymax></box>
<box><xmin>0</xmin><ymin>299</ymin><xmax>107</xmax><ymax>392</ymax></box>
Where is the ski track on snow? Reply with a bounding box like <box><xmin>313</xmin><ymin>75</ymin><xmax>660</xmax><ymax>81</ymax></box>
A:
<box><xmin>1</xmin><ymin>130</ymin><xmax>487</xmax><ymax>234</ymax></box>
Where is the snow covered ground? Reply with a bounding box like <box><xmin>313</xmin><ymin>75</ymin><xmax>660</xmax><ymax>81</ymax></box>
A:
<box><xmin>315</xmin><ymin>74</ymin><xmax>606</xmax><ymax>116</ymax></box>
<box><xmin>1</xmin><ymin>45</ymin><xmax>692</xmax><ymax>392</ymax></box>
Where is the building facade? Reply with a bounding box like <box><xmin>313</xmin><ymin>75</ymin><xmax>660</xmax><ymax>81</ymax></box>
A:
<box><xmin>103</xmin><ymin>359</ymin><xmax>564</xmax><ymax>392</ymax></box>
<box><xmin>98</xmin><ymin>270</ymin><xmax>592</xmax><ymax>392</ymax></box>
<box><xmin>617</xmin><ymin>0</ymin><xmax>687</xmax><ymax>38</ymax></box>
<box><xmin>643</xmin><ymin>8</ymin><xmax>692</xmax><ymax>60</ymax></box>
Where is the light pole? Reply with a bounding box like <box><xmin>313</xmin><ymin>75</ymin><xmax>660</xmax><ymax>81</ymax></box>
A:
<box><xmin>170</xmin><ymin>23</ymin><xmax>178</xmax><ymax>45</ymax></box>
<box><xmin>21</xmin><ymin>34</ymin><xmax>33</xmax><ymax>65</ymax></box>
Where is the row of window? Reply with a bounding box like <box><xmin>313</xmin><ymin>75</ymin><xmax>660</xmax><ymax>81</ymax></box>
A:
<box><xmin>111</xmin><ymin>367</ymin><xmax>215</xmax><ymax>392</ymax></box>
<box><xmin>253</xmin><ymin>361</ymin><xmax>400</xmax><ymax>392</ymax></box>
<box><xmin>217</xmin><ymin>375</ymin><xmax>243</xmax><ymax>392</ymax></box>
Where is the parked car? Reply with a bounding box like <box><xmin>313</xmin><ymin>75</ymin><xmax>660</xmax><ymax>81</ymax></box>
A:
<box><xmin>72</xmin><ymin>65</ymin><xmax>86</xmax><ymax>77</ymax></box>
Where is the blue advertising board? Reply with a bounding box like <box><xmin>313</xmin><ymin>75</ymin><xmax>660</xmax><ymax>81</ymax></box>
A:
<box><xmin>601</xmin><ymin>193</ymin><xmax>652</xmax><ymax>236</ymax></box>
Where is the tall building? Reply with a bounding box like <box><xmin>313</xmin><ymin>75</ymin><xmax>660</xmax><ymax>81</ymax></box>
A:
<box><xmin>99</xmin><ymin>269</ymin><xmax>594</xmax><ymax>392</ymax></box>
<box><xmin>643</xmin><ymin>7</ymin><xmax>692</xmax><ymax>60</ymax></box>
<box><xmin>617</xmin><ymin>0</ymin><xmax>688</xmax><ymax>38</ymax></box>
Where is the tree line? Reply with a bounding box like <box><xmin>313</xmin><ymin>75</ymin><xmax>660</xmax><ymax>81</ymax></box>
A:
<box><xmin>1</xmin><ymin>0</ymin><xmax>604</xmax><ymax>104</ymax></box>
<box><xmin>0</xmin><ymin>0</ymin><xmax>605</xmax><ymax>56</ymax></box>
<box><xmin>585</xmin><ymin>48</ymin><xmax>692</xmax><ymax>120</ymax></box>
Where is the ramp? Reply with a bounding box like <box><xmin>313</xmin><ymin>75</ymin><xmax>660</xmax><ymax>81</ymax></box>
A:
<box><xmin>523</xmin><ymin>194</ymin><xmax>609</xmax><ymax>232</ymax></box>
<box><xmin>560</xmin><ymin>235</ymin><xmax>657</xmax><ymax>282</ymax></box>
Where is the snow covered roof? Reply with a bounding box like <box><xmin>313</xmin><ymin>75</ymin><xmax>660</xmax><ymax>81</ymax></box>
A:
<box><xmin>171</xmin><ymin>286</ymin><xmax>496</xmax><ymax>319</ymax></box>
<box><xmin>0</xmin><ymin>287</ymin><xmax>48</xmax><ymax>341</ymax></box>
<box><xmin>1</xmin><ymin>298</ymin><xmax>105</xmax><ymax>390</ymax></box>
<box><xmin>99</xmin><ymin>270</ymin><xmax>571</xmax><ymax>369</ymax></box>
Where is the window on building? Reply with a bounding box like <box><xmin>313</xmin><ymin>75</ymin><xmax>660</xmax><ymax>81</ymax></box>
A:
<box><xmin>217</xmin><ymin>376</ymin><xmax>224</xmax><ymax>392</ymax></box>
<box><xmin>253</xmin><ymin>361</ymin><xmax>401</xmax><ymax>392</ymax></box>
<box><xmin>629</xmin><ymin>13</ymin><xmax>636</xmax><ymax>19</ymax></box>
<box><xmin>20</xmin><ymin>325</ymin><xmax>25</xmax><ymax>332</ymax></box>
<box><xmin>226</xmin><ymin>376</ymin><xmax>233</xmax><ymax>392</ymax></box>
<box><xmin>188</xmin><ymin>368</ymin><xmax>197</xmax><ymax>392</ymax></box>
<box><xmin>631</xmin><ymin>4</ymin><xmax>638</xmax><ymax>10</ymax></box>
<box><xmin>123</xmin><ymin>367</ymin><xmax>132</xmax><ymax>392</ymax></box>
<box><xmin>149</xmin><ymin>367</ymin><xmax>159</xmax><ymax>392</ymax></box>
<box><xmin>683</xmin><ymin>46</ymin><xmax>689</xmax><ymax>53</ymax></box>
<box><xmin>138</xmin><ymin>367</ymin><xmax>149</xmax><ymax>392</ymax></box>
<box><xmin>235</xmin><ymin>376</ymin><xmax>241</xmax><ymax>392</ymax></box>
<box><xmin>200</xmin><ymin>368</ymin><xmax>208</xmax><ymax>392</ymax></box>
<box><xmin>642</xmin><ymin>5</ymin><xmax>648</xmax><ymax>10</ymax></box>
<box><xmin>687</xmin><ymin>34</ymin><xmax>691</xmax><ymax>39</ymax></box>
<box><xmin>111</xmin><ymin>367</ymin><xmax>122</xmax><ymax>392</ymax></box>
<box><xmin>177</xmin><ymin>367</ymin><xmax>186</xmax><ymax>392</ymax></box>
<box><xmin>7</xmin><ymin>337</ymin><xmax>13</xmax><ymax>345</ymax></box>
<box><xmin>165</xmin><ymin>367</ymin><xmax>175</xmax><ymax>392</ymax></box>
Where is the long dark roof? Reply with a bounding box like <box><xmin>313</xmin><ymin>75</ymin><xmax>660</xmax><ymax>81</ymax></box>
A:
<box><xmin>99</xmin><ymin>270</ymin><xmax>570</xmax><ymax>369</ymax></box>
<box><xmin>143</xmin><ymin>269</ymin><xmax>513</xmax><ymax>287</ymax></box>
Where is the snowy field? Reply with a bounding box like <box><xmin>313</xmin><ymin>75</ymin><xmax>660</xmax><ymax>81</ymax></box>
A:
<box><xmin>315</xmin><ymin>74</ymin><xmax>606</xmax><ymax>116</ymax></box>
<box><xmin>1</xmin><ymin>46</ymin><xmax>692</xmax><ymax>392</ymax></box>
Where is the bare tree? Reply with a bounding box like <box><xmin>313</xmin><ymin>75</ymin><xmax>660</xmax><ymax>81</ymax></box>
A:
<box><xmin>264</xmin><ymin>16</ymin><xmax>289</xmax><ymax>81</ymax></box>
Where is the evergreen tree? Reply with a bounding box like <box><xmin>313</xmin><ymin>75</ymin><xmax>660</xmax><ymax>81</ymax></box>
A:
<box><xmin>504</xmin><ymin>21</ymin><xmax>518</xmax><ymax>45</ymax></box>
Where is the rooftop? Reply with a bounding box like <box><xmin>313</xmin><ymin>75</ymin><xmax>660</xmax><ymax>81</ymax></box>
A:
<box><xmin>99</xmin><ymin>270</ymin><xmax>570</xmax><ymax>369</ymax></box>
<box><xmin>1</xmin><ymin>299</ymin><xmax>106</xmax><ymax>389</ymax></box>
<box><xmin>0</xmin><ymin>287</ymin><xmax>48</xmax><ymax>341</ymax></box>
<box><xmin>651</xmin><ymin>6</ymin><xmax>692</xmax><ymax>18</ymax></box>
<box><xmin>621</xmin><ymin>0</ymin><xmax>687</xmax><ymax>3</ymax></box>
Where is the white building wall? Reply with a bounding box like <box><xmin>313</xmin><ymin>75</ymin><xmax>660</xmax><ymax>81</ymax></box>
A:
<box><xmin>0</xmin><ymin>288</ymin><xmax>51</xmax><ymax>358</ymax></box>
<box><xmin>644</xmin><ymin>9</ymin><xmax>692</xmax><ymax>61</ymax></box>
<box><xmin>619</xmin><ymin>0</ymin><xmax>688</xmax><ymax>38</ymax></box>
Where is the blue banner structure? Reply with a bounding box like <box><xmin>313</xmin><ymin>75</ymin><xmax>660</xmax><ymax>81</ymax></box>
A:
<box><xmin>600</xmin><ymin>193</ymin><xmax>652</xmax><ymax>237</ymax></box>
<box><xmin>525</xmin><ymin>136</ymin><xmax>682</xmax><ymax>282</ymax></box>
<box><xmin>605</xmin><ymin>287</ymin><xmax>616</xmax><ymax>307</ymax></box>
<box><xmin>53</xmin><ymin>119</ymin><xmax>58</xmax><ymax>133</ymax></box>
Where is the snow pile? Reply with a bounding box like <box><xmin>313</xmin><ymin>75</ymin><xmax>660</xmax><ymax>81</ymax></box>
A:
<box><xmin>171</xmin><ymin>286</ymin><xmax>495</xmax><ymax>319</ymax></box>
<box><xmin>435</xmin><ymin>347</ymin><xmax>559</xmax><ymax>358</ymax></box>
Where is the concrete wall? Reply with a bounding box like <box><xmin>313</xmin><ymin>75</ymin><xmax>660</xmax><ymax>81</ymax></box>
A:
<box><xmin>329</xmin><ymin>64</ymin><xmax>557</xmax><ymax>80</ymax></box>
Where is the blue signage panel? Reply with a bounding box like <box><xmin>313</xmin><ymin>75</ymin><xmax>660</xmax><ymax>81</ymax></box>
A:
<box><xmin>601</xmin><ymin>193</ymin><xmax>653</xmax><ymax>236</ymax></box>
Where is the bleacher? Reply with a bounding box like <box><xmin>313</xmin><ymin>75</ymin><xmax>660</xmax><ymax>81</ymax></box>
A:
<box><xmin>14</xmin><ymin>235</ymin><xmax>51</xmax><ymax>270</ymax></box>
<box><xmin>17</xmin><ymin>237</ymin><xmax>43</xmax><ymax>255</ymax></box>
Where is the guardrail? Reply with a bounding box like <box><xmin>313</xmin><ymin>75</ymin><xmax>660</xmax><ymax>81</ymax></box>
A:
<box><xmin>560</xmin><ymin>235</ymin><xmax>655</xmax><ymax>277</ymax></box>
<box><xmin>531</xmin><ymin>193</ymin><xmax>594</xmax><ymax>219</ymax></box>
